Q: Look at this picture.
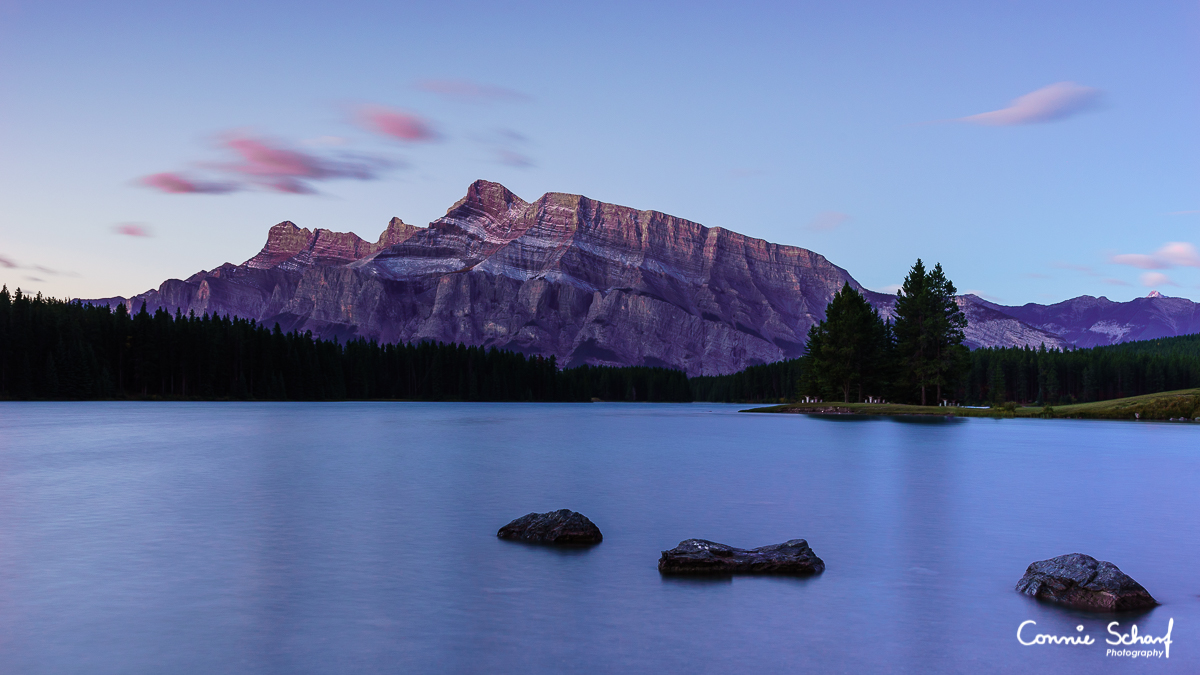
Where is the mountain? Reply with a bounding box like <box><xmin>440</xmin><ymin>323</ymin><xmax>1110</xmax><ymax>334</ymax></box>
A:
<box><xmin>88</xmin><ymin>180</ymin><xmax>1194</xmax><ymax>375</ymax></box>
<box><xmin>968</xmin><ymin>292</ymin><xmax>1200</xmax><ymax>348</ymax></box>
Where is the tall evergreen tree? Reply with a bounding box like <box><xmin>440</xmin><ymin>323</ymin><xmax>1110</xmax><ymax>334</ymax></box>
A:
<box><xmin>892</xmin><ymin>259</ymin><xmax>968</xmax><ymax>405</ymax></box>
<box><xmin>926</xmin><ymin>263</ymin><xmax>968</xmax><ymax>403</ymax></box>
<box><xmin>803</xmin><ymin>283</ymin><xmax>891</xmax><ymax>402</ymax></box>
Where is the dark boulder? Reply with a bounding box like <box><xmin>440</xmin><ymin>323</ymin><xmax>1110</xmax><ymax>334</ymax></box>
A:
<box><xmin>497</xmin><ymin>509</ymin><xmax>603</xmax><ymax>544</ymax></box>
<box><xmin>1016</xmin><ymin>553</ymin><xmax>1157</xmax><ymax>612</ymax></box>
<box><xmin>658</xmin><ymin>539</ymin><xmax>824</xmax><ymax>575</ymax></box>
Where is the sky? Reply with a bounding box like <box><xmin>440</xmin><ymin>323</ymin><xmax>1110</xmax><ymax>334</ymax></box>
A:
<box><xmin>0</xmin><ymin>0</ymin><xmax>1197</xmax><ymax>305</ymax></box>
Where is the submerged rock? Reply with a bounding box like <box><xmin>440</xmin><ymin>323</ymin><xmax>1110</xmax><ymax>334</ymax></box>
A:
<box><xmin>658</xmin><ymin>539</ymin><xmax>825</xmax><ymax>575</ymax></box>
<box><xmin>1016</xmin><ymin>553</ymin><xmax>1157</xmax><ymax>612</ymax></box>
<box><xmin>497</xmin><ymin>509</ymin><xmax>602</xmax><ymax>544</ymax></box>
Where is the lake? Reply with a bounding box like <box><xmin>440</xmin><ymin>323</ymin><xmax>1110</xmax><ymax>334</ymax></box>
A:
<box><xmin>0</xmin><ymin>402</ymin><xmax>1195</xmax><ymax>673</ymax></box>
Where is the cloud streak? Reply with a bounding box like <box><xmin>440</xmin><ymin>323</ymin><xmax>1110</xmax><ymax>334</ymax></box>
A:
<box><xmin>1111</xmin><ymin>242</ymin><xmax>1200</xmax><ymax>270</ymax></box>
<box><xmin>357</xmin><ymin>107</ymin><xmax>439</xmax><ymax>142</ymax></box>
<box><xmin>1141</xmin><ymin>272</ymin><xmax>1178</xmax><ymax>287</ymax></box>
<box><xmin>0</xmin><ymin>255</ymin><xmax>73</xmax><ymax>277</ymax></box>
<box><xmin>415</xmin><ymin>79</ymin><xmax>529</xmax><ymax>103</ymax></box>
<box><xmin>141</xmin><ymin>172</ymin><xmax>239</xmax><ymax>194</ymax></box>
<box><xmin>142</xmin><ymin>134</ymin><xmax>394</xmax><ymax>196</ymax></box>
<box><xmin>958</xmin><ymin>82</ymin><xmax>1102</xmax><ymax>126</ymax></box>
<box><xmin>113</xmin><ymin>223</ymin><xmax>152</xmax><ymax>237</ymax></box>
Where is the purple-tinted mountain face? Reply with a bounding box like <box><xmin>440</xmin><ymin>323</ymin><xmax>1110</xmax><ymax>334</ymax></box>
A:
<box><xmin>89</xmin><ymin>180</ymin><xmax>1194</xmax><ymax>375</ymax></box>
<box><xmin>968</xmin><ymin>291</ymin><xmax>1200</xmax><ymax>348</ymax></box>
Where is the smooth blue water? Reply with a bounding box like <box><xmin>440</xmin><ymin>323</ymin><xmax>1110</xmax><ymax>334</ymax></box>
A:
<box><xmin>0</xmin><ymin>402</ymin><xmax>1196</xmax><ymax>674</ymax></box>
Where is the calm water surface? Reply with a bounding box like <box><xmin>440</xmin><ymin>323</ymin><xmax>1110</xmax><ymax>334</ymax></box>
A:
<box><xmin>0</xmin><ymin>402</ymin><xmax>1196</xmax><ymax>673</ymax></box>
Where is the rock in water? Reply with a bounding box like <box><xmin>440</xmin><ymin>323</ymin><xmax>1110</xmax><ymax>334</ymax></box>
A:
<box><xmin>1015</xmin><ymin>553</ymin><xmax>1157</xmax><ymax>611</ymax></box>
<box><xmin>496</xmin><ymin>510</ymin><xmax>602</xmax><ymax>544</ymax></box>
<box><xmin>658</xmin><ymin>539</ymin><xmax>825</xmax><ymax>575</ymax></box>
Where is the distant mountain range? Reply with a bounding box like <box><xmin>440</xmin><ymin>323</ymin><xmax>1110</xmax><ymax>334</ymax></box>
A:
<box><xmin>89</xmin><ymin>180</ymin><xmax>1200</xmax><ymax>375</ymax></box>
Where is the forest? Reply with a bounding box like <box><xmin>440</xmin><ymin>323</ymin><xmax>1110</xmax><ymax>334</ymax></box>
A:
<box><xmin>0</xmin><ymin>286</ymin><xmax>691</xmax><ymax>402</ymax></box>
<box><xmin>691</xmin><ymin>260</ymin><xmax>1200</xmax><ymax>406</ymax></box>
<box><xmin>5</xmin><ymin>282</ymin><xmax>1199</xmax><ymax>407</ymax></box>
<box><xmin>692</xmin><ymin>334</ymin><xmax>1200</xmax><ymax>405</ymax></box>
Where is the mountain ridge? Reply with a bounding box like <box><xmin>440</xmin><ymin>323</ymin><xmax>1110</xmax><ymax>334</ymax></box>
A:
<box><xmin>86</xmin><ymin>180</ymin><xmax>1196</xmax><ymax>375</ymax></box>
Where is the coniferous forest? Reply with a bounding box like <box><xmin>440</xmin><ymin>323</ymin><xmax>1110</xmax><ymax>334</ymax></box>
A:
<box><xmin>691</xmin><ymin>337</ymin><xmax>1200</xmax><ymax>406</ymax></box>
<box><xmin>692</xmin><ymin>260</ymin><xmax>1200</xmax><ymax>406</ymax></box>
<box><xmin>5</xmin><ymin>281</ymin><xmax>1200</xmax><ymax>406</ymax></box>
<box><xmin>0</xmin><ymin>286</ymin><xmax>691</xmax><ymax>402</ymax></box>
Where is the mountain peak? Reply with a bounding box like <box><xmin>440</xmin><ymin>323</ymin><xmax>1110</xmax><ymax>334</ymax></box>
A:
<box><xmin>1147</xmin><ymin>290</ymin><xmax>1163</xmax><ymax>298</ymax></box>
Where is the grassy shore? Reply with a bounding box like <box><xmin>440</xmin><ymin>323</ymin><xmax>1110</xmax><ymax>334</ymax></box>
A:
<box><xmin>744</xmin><ymin>388</ymin><xmax>1200</xmax><ymax>421</ymax></box>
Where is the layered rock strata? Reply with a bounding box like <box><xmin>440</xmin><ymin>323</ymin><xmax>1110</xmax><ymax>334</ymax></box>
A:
<box><xmin>88</xmin><ymin>180</ymin><xmax>1194</xmax><ymax>374</ymax></box>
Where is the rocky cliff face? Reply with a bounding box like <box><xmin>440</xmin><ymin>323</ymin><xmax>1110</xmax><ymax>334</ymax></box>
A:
<box><xmin>88</xmin><ymin>180</ymin><xmax>1196</xmax><ymax>375</ymax></box>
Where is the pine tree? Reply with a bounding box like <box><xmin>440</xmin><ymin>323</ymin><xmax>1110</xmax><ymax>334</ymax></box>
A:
<box><xmin>892</xmin><ymin>259</ymin><xmax>968</xmax><ymax>405</ymax></box>
<box><xmin>804</xmin><ymin>283</ymin><xmax>890</xmax><ymax>402</ymax></box>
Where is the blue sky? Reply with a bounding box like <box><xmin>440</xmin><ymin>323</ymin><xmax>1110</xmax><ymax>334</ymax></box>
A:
<box><xmin>1</xmin><ymin>0</ymin><xmax>1196</xmax><ymax>304</ymax></box>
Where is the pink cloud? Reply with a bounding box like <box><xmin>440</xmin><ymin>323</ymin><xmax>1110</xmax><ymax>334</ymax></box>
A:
<box><xmin>1102</xmin><ymin>278</ymin><xmax>1131</xmax><ymax>286</ymax></box>
<box><xmin>221</xmin><ymin>135</ymin><xmax>386</xmax><ymax>182</ymax></box>
<box><xmin>959</xmin><ymin>82</ymin><xmax>1102</xmax><ymax>126</ymax></box>
<box><xmin>113</xmin><ymin>223</ymin><xmax>152</xmax><ymax>237</ymax></box>
<box><xmin>1111</xmin><ymin>242</ymin><xmax>1200</xmax><ymax>270</ymax></box>
<box><xmin>1141</xmin><ymin>272</ymin><xmax>1179</xmax><ymax>287</ymax></box>
<box><xmin>0</xmin><ymin>255</ymin><xmax>15</xmax><ymax>268</ymax></box>
<box><xmin>141</xmin><ymin>172</ymin><xmax>238</xmax><ymax>194</ymax></box>
<box><xmin>806</xmin><ymin>211</ymin><xmax>850</xmax><ymax>232</ymax></box>
<box><xmin>415</xmin><ymin>79</ymin><xmax>528</xmax><ymax>103</ymax></box>
<box><xmin>357</xmin><ymin>107</ymin><xmax>438</xmax><ymax>142</ymax></box>
<box><xmin>143</xmin><ymin>134</ymin><xmax>393</xmax><ymax>196</ymax></box>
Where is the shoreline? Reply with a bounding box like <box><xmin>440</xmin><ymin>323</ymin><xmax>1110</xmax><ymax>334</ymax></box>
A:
<box><xmin>742</xmin><ymin>388</ymin><xmax>1200</xmax><ymax>421</ymax></box>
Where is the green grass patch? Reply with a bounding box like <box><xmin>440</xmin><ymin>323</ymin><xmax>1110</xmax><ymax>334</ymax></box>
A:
<box><xmin>744</xmin><ymin>388</ymin><xmax>1200</xmax><ymax>421</ymax></box>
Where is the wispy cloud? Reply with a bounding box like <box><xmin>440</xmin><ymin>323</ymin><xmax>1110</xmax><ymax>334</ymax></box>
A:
<box><xmin>1023</xmin><ymin>272</ymin><xmax>1051</xmax><ymax>279</ymax></box>
<box><xmin>301</xmin><ymin>136</ymin><xmax>348</xmax><ymax>147</ymax></box>
<box><xmin>958</xmin><ymin>82</ymin><xmax>1102</xmax><ymax>126</ymax></box>
<box><xmin>113</xmin><ymin>223</ymin><xmax>152</xmax><ymax>237</ymax></box>
<box><xmin>1141</xmin><ymin>272</ymin><xmax>1178</xmax><ymax>287</ymax></box>
<box><xmin>806</xmin><ymin>211</ymin><xmax>850</xmax><ymax>232</ymax></box>
<box><xmin>1102</xmin><ymin>278</ymin><xmax>1132</xmax><ymax>287</ymax></box>
<box><xmin>357</xmin><ymin>107</ymin><xmax>439</xmax><ymax>142</ymax></box>
<box><xmin>415</xmin><ymin>79</ymin><xmax>529</xmax><ymax>103</ymax></box>
<box><xmin>472</xmin><ymin>127</ymin><xmax>535</xmax><ymax>169</ymax></box>
<box><xmin>495</xmin><ymin>149</ymin><xmax>535</xmax><ymax>168</ymax></box>
<box><xmin>1110</xmin><ymin>242</ymin><xmax>1200</xmax><ymax>270</ymax></box>
<box><xmin>0</xmin><ymin>255</ymin><xmax>74</xmax><ymax>277</ymax></box>
<box><xmin>141</xmin><ymin>172</ymin><xmax>239</xmax><ymax>194</ymax></box>
<box><xmin>142</xmin><ymin>134</ymin><xmax>394</xmax><ymax>196</ymax></box>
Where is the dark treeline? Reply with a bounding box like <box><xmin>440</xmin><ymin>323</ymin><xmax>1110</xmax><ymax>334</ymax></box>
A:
<box><xmin>693</xmin><ymin>336</ymin><xmax>1200</xmax><ymax>405</ymax></box>
<box><xmin>691</xmin><ymin>259</ymin><xmax>1200</xmax><ymax>406</ymax></box>
<box><xmin>968</xmin><ymin>337</ymin><xmax>1200</xmax><ymax>405</ymax></box>
<box><xmin>0</xmin><ymin>287</ymin><xmax>691</xmax><ymax>402</ymax></box>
